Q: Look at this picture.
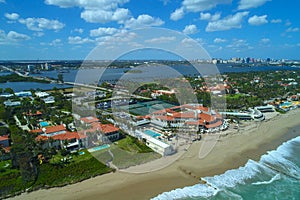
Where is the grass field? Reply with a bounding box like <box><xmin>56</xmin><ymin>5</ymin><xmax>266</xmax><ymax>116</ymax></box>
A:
<box><xmin>92</xmin><ymin>136</ymin><xmax>161</xmax><ymax>169</ymax></box>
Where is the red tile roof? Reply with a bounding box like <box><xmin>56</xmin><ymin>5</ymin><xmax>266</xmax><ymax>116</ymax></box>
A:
<box><xmin>0</xmin><ymin>135</ymin><xmax>9</xmax><ymax>141</ymax></box>
<box><xmin>205</xmin><ymin>120</ymin><xmax>223</xmax><ymax>129</ymax></box>
<box><xmin>91</xmin><ymin>123</ymin><xmax>119</xmax><ymax>134</ymax></box>
<box><xmin>44</xmin><ymin>125</ymin><xmax>66</xmax><ymax>134</ymax></box>
<box><xmin>32</xmin><ymin>125</ymin><xmax>66</xmax><ymax>134</ymax></box>
<box><xmin>52</xmin><ymin>131</ymin><xmax>86</xmax><ymax>140</ymax></box>
<box><xmin>199</xmin><ymin>113</ymin><xmax>216</xmax><ymax>123</ymax></box>
<box><xmin>25</xmin><ymin>111</ymin><xmax>43</xmax><ymax>116</ymax></box>
<box><xmin>36</xmin><ymin>132</ymin><xmax>86</xmax><ymax>142</ymax></box>
<box><xmin>80</xmin><ymin>116</ymin><xmax>99</xmax><ymax>124</ymax></box>
<box><xmin>31</xmin><ymin>129</ymin><xmax>43</xmax><ymax>134</ymax></box>
<box><xmin>172</xmin><ymin>112</ymin><xmax>196</xmax><ymax>119</ymax></box>
<box><xmin>35</xmin><ymin>135</ymin><xmax>48</xmax><ymax>141</ymax></box>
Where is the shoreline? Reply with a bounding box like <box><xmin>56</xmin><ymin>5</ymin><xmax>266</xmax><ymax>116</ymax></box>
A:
<box><xmin>9</xmin><ymin>109</ymin><xmax>300</xmax><ymax>200</ymax></box>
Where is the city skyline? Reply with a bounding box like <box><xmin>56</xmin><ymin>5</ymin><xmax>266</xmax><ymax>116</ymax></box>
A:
<box><xmin>0</xmin><ymin>0</ymin><xmax>299</xmax><ymax>60</ymax></box>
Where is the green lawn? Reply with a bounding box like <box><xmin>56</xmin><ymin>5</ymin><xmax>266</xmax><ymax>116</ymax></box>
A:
<box><xmin>116</xmin><ymin>135</ymin><xmax>154</xmax><ymax>153</ymax></box>
<box><xmin>33</xmin><ymin>150</ymin><xmax>112</xmax><ymax>188</ymax></box>
<box><xmin>0</xmin><ymin>160</ymin><xmax>29</xmax><ymax>197</ymax></box>
<box><xmin>92</xmin><ymin>138</ymin><xmax>161</xmax><ymax>169</ymax></box>
<box><xmin>0</xmin><ymin>151</ymin><xmax>113</xmax><ymax>198</ymax></box>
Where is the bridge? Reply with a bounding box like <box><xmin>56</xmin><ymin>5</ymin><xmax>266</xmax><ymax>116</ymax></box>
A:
<box><xmin>1</xmin><ymin>65</ymin><xmax>151</xmax><ymax>100</ymax></box>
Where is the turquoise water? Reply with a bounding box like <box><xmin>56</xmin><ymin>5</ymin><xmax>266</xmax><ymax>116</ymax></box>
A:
<box><xmin>280</xmin><ymin>102</ymin><xmax>292</xmax><ymax>107</ymax></box>
<box><xmin>39</xmin><ymin>121</ymin><xmax>49</xmax><ymax>127</ymax></box>
<box><xmin>153</xmin><ymin>136</ymin><xmax>300</xmax><ymax>200</ymax></box>
<box><xmin>88</xmin><ymin>144</ymin><xmax>110</xmax><ymax>152</ymax></box>
<box><xmin>145</xmin><ymin>129</ymin><xmax>161</xmax><ymax>138</ymax></box>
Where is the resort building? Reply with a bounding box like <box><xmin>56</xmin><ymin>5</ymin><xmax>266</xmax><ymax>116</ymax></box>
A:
<box><xmin>149</xmin><ymin>104</ymin><xmax>225</xmax><ymax>133</ymax></box>
<box><xmin>254</xmin><ymin>105</ymin><xmax>275</xmax><ymax>112</ymax></box>
<box><xmin>80</xmin><ymin>116</ymin><xmax>120</xmax><ymax>144</ymax></box>
<box><xmin>136</xmin><ymin>130</ymin><xmax>174</xmax><ymax>156</ymax></box>
<box><xmin>33</xmin><ymin>124</ymin><xmax>88</xmax><ymax>151</ymax></box>
<box><xmin>220</xmin><ymin>108</ymin><xmax>265</xmax><ymax>121</ymax></box>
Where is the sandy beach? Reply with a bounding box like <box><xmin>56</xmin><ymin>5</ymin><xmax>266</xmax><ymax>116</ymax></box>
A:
<box><xmin>9</xmin><ymin>109</ymin><xmax>300</xmax><ymax>200</ymax></box>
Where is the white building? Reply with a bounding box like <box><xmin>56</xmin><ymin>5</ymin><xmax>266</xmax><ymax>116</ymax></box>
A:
<box><xmin>136</xmin><ymin>130</ymin><xmax>174</xmax><ymax>156</ymax></box>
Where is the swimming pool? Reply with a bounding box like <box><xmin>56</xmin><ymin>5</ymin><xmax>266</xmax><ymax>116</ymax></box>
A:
<box><xmin>144</xmin><ymin>129</ymin><xmax>161</xmax><ymax>138</ymax></box>
<box><xmin>280</xmin><ymin>101</ymin><xmax>292</xmax><ymax>107</ymax></box>
<box><xmin>40</xmin><ymin>121</ymin><xmax>49</xmax><ymax>127</ymax></box>
<box><xmin>88</xmin><ymin>144</ymin><xmax>110</xmax><ymax>152</ymax></box>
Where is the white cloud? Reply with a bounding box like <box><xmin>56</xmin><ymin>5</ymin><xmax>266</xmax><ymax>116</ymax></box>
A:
<box><xmin>182</xmin><ymin>0</ymin><xmax>231</xmax><ymax>12</ymax></box>
<box><xmin>80</xmin><ymin>8</ymin><xmax>130</xmax><ymax>23</ymax></box>
<box><xmin>4</xmin><ymin>13</ymin><xmax>20</xmax><ymax>20</ymax></box>
<box><xmin>145</xmin><ymin>36</ymin><xmax>176</xmax><ymax>43</ymax></box>
<box><xmin>74</xmin><ymin>28</ymin><xmax>84</xmax><ymax>34</ymax></box>
<box><xmin>214</xmin><ymin>38</ymin><xmax>227</xmax><ymax>43</ymax></box>
<box><xmin>0</xmin><ymin>30</ymin><xmax>30</xmax><ymax>44</ymax></box>
<box><xmin>170</xmin><ymin>8</ymin><xmax>185</xmax><ymax>21</ymax></box>
<box><xmin>0</xmin><ymin>0</ymin><xmax>5</xmax><ymax>3</ymax></box>
<box><xmin>34</xmin><ymin>32</ymin><xmax>45</xmax><ymax>37</ymax></box>
<box><xmin>285</xmin><ymin>20</ymin><xmax>291</xmax><ymax>26</ymax></box>
<box><xmin>124</xmin><ymin>14</ymin><xmax>164</xmax><ymax>29</ymax></box>
<box><xmin>18</xmin><ymin>17</ymin><xmax>65</xmax><ymax>31</ymax></box>
<box><xmin>90</xmin><ymin>27</ymin><xmax>119</xmax><ymax>37</ymax></box>
<box><xmin>68</xmin><ymin>36</ymin><xmax>93</xmax><ymax>44</ymax></box>
<box><xmin>45</xmin><ymin>0</ymin><xmax>129</xmax><ymax>9</ymax></box>
<box><xmin>45</xmin><ymin>0</ymin><xmax>131</xmax><ymax>24</ymax></box>
<box><xmin>227</xmin><ymin>39</ymin><xmax>253</xmax><ymax>52</ymax></box>
<box><xmin>50</xmin><ymin>39</ymin><xmax>62</xmax><ymax>46</ymax></box>
<box><xmin>161</xmin><ymin>0</ymin><xmax>170</xmax><ymax>5</ymax></box>
<box><xmin>271</xmin><ymin>19</ymin><xmax>282</xmax><ymax>24</ymax></box>
<box><xmin>260</xmin><ymin>38</ymin><xmax>270</xmax><ymax>43</ymax></box>
<box><xmin>248</xmin><ymin>15</ymin><xmax>268</xmax><ymax>26</ymax></box>
<box><xmin>95</xmin><ymin>31</ymin><xmax>138</xmax><ymax>47</ymax></box>
<box><xmin>183</xmin><ymin>24</ymin><xmax>198</xmax><ymax>35</ymax></box>
<box><xmin>180</xmin><ymin>37</ymin><xmax>205</xmax><ymax>47</ymax></box>
<box><xmin>286</xmin><ymin>27</ymin><xmax>299</xmax><ymax>32</ymax></box>
<box><xmin>41</xmin><ymin>38</ymin><xmax>62</xmax><ymax>46</ymax></box>
<box><xmin>238</xmin><ymin>0</ymin><xmax>271</xmax><ymax>10</ymax></box>
<box><xmin>200</xmin><ymin>12</ymin><xmax>221</xmax><ymax>21</ymax></box>
<box><xmin>206</xmin><ymin>11</ymin><xmax>249</xmax><ymax>32</ymax></box>
<box><xmin>170</xmin><ymin>0</ymin><xmax>231</xmax><ymax>20</ymax></box>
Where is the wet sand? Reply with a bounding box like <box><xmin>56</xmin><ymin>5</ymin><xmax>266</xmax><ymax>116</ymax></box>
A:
<box><xmin>9</xmin><ymin>109</ymin><xmax>300</xmax><ymax>200</ymax></box>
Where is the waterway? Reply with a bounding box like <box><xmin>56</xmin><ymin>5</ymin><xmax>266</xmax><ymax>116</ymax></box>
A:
<box><xmin>0</xmin><ymin>65</ymin><xmax>299</xmax><ymax>92</ymax></box>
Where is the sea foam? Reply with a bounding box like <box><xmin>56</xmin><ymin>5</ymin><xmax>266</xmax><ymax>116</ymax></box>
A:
<box><xmin>152</xmin><ymin>136</ymin><xmax>300</xmax><ymax>200</ymax></box>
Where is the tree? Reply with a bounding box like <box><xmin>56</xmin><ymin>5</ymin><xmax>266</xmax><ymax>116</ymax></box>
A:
<box><xmin>57</xmin><ymin>73</ymin><xmax>64</xmax><ymax>83</ymax></box>
<box><xmin>4</xmin><ymin>87</ymin><xmax>14</xmax><ymax>94</ymax></box>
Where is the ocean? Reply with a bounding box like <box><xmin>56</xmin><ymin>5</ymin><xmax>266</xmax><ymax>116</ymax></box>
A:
<box><xmin>152</xmin><ymin>136</ymin><xmax>300</xmax><ymax>200</ymax></box>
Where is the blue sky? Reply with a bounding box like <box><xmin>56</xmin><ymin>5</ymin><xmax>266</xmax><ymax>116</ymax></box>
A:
<box><xmin>0</xmin><ymin>0</ymin><xmax>299</xmax><ymax>60</ymax></box>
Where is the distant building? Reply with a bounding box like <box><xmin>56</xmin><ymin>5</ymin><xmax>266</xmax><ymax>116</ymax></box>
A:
<box><xmin>3</xmin><ymin>100</ymin><xmax>21</xmax><ymax>107</ymax></box>
<box><xmin>151</xmin><ymin>89</ymin><xmax>177</xmax><ymax>99</ymax></box>
<box><xmin>15</xmin><ymin>91</ymin><xmax>32</xmax><ymax>97</ymax></box>
<box><xmin>0</xmin><ymin>93</ymin><xmax>14</xmax><ymax>98</ymax></box>
<box><xmin>35</xmin><ymin>91</ymin><xmax>50</xmax><ymax>98</ymax></box>
<box><xmin>27</xmin><ymin>64</ymin><xmax>34</xmax><ymax>72</ymax></box>
<box><xmin>43</xmin><ymin>96</ymin><xmax>55</xmax><ymax>104</ymax></box>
